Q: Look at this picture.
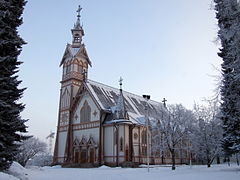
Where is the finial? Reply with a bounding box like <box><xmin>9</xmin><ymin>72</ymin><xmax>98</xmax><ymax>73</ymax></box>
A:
<box><xmin>74</xmin><ymin>5</ymin><xmax>82</xmax><ymax>29</ymax></box>
<box><xmin>162</xmin><ymin>98</ymin><xmax>167</xmax><ymax>108</ymax></box>
<box><xmin>77</xmin><ymin>5</ymin><xmax>82</xmax><ymax>20</ymax></box>
<box><xmin>119</xmin><ymin>77</ymin><xmax>123</xmax><ymax>90</ymax></box>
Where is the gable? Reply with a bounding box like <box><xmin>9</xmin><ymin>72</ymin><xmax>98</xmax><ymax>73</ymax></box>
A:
<box><xmin>60</xmin><ymin>44</ymin><xmax>92</xmax><ymax>67</ymax></box>
<box><xmin>73</xmin><ymin>138</ymin><xmax>80</xmax><ymax>147</ymax></box>
<box><xmin>76</xmin><ymin>45</ymin><xmax>92</xmax><ymax>67</ymax></box>
<box><xmin>72</xmin><ymin>87</ymin><xmax>101</xmax><ymax>124</ymax></box>
<box><xmin>60</xmin><ymin>44</ymin><xmax>76</xmax><ymax>66</ymax></box>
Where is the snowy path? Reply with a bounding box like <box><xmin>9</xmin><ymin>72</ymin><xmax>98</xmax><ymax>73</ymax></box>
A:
<box><xmin>25</xmin><ymin>164</ymin><xmax>240</xmax><ymax>180</ymax></box>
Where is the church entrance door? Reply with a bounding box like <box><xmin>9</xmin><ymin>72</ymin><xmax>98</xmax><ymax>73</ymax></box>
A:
<box><xmin>90</xmin><ymin>148</ymin><xmax>95</xmax><ymax>163</ymax></box>
<box><xmin>125</xmin><ymin>148</ymin><xmax>129</xmax><ymax>161</ymax></box>
<box><xmin>80</xmin><ymin>149</ymin><xmax>87</xmax><ymax>163</ymax></box>
<box><xmin>74</xmin><ymin>151</ymin><xmax>79</xmax><ymax>163</ymax></box>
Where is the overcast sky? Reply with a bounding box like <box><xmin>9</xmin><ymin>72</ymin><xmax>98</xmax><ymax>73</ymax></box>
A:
<box><xmin>18</xmin><ymin>0</ymin><xmax>221</xmax><ymax>141</ymax></box>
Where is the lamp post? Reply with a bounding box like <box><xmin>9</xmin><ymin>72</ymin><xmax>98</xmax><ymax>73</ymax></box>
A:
<box><xmin>143</xmin><ymin>95</ymin><xmax>150</xmax><ymax>172</ymax></box>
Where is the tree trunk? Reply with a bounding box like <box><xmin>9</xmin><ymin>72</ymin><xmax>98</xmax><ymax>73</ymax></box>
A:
<box><xmin>171</xmin><ymin>149</ymin><xmax>176</xmax><ymax>170</ymax></box>
<box><xmin>161</xmin><ymin>153</ymin><xmax>164</xmax><ymax>164</ymax></box>
<box><xmin>207</xmin><ymin>158</ymin><xmax>211</xmax><ymax>168</ymax></box>
<box><xmin>217</xmin><ymin>156</ymin><xmax>220</xmax><ymax>164</ymax></box>
<box><xmin>189</xmin><ymin>152</ymin><xmax>192</xmax><ymax>168</ymax></box>
<box><xmin>236</xmin><ymin>154</ymin><xmax>239</xmax><ymax>166</ymax></box>
<box><xmin>206</xmin><ymin>149</ymin><xmax>211</xmax><ymax>168</ymax></box>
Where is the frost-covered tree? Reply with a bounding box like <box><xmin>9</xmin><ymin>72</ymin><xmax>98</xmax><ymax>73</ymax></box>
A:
<box><xmin>0</xmin><ymin>0</ymin><xmax>28</xmax><ymax>171</ymax></box>
<box><xmin>152</xmin><ymin>123</ymin><xmax>168</xmax><ymax>164</ymax></box>
<box><xmin>214</xmin><ymin>0</ymin><xmax>240</xmax><ymax>156</ymax></box>
<box><xmin>15</xmin><ymin>137</ymin><xmax>47</xmax><ymax>167</ymax></box>
<box><xmin>192</xmin><ymin>101</ymin><xmax>223</xmax><ymax>167</ymax></box>
<box><xmin>157</xmin><ymin>104</ymin><xmax>195</xmax><ymax>170</ymax></box>
<box><xmin>26</xmin><ymin>153</ymin><xmax>53</xmax><ymax>167</ymax></box>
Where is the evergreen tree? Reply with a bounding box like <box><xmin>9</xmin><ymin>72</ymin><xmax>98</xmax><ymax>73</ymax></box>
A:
<box><xmin>0</xmin><ymin>0</ymin><xmax>28</xmax><ymax>171</ymax></box>
<box><xmin>214</xmin><ymin>0</ymin><xmax>240</xmax><ymax>156</ymax></box>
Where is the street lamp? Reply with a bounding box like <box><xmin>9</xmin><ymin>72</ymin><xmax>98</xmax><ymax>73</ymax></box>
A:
<box><xmin>143</xmin><ymin>94</ymin><xmax>150</xmax><ymax>172</ymax></box>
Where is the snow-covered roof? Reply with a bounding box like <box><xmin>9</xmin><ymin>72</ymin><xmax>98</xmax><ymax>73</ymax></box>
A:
<box><xmin>104</xmin><ymin>119</ymin><xmax>133</xmax><ymax>125</ymax></box>
<box><xmin>86</xmin><ymin>80</ymin><xmax>165</xmax><ymax>125</ymax></box>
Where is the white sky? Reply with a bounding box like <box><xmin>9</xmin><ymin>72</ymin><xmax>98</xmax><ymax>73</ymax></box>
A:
<box><xmin>18</xmin><ymin>0</ymin><xmax>221</xmax><ymax>141</ymax></box>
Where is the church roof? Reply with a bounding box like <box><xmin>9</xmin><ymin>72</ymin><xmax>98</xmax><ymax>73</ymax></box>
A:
<box><xmin>86</xmin><ymin>80</ymin><xmax>165</xmax><ymax>125</ymax></box>
<box><xmin>60</xmin><ymin>44</ymin><xmax>92</xmax><ymax>66</ymax></box>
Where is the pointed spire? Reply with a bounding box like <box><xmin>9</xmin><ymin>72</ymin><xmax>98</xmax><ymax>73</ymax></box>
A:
<box><xmin>71</xmin><ymin>5</ymin><xmax>84</xmax><ymax>47</ymax></box>
<box><xmin>113</xmin><ymin>77</ymin><xmax>127</xmax><ymax>119</ymax></box>
<box><xmin>74</xmin><ymin>5</ymin><xmax>82</xmax><ymax>29</ymax></box>
<box><xmin>119</xmin><ymin>76</ymin><xmax>123</xmax><ymax>91</ymax></box>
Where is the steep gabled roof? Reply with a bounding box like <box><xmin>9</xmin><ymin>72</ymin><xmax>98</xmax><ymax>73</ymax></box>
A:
<box><xmin>85</xmin><ymin>80</ymin><xmax>165</xmax><ymax>125</ymax></box>
<box><xmin>60</xmin><ymin>44</ymin><xmax>92</xmax><ymax>66</ymax></box>
<box><xmin>76</xmin><ymin>44</ymin><xmax>92</xmax><ymax>66</ymax></box>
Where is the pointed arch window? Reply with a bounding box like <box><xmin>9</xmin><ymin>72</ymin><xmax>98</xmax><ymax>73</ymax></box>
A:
<box><xmin>141</xmin><ymin>130</ymin><xmax>147</xmax><ymax>144</ymax></box>
<box><xmin>61</xmin><ymin>88</ymin><xmax>70</xmax><ymax>108</ymax></box>
<box><xmin>114</xmin><ymin>130</ymin><xmax>117</xmax><ymax>145</ymax></box>
<box><xmin>120</xmin><ymin>137</ymin><xmax>123</xmax><ymax>151</ymax></box>
<box><xmin>80</xmin><ymin>101</ymin><xmax>91</xmax><ymax>123</ymax></box>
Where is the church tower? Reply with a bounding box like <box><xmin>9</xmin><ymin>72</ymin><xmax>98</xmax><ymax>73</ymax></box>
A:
<box><xmin>53</xmin><ymin>6</ymin><xmax>91</xmax><ymax>164</ymax></box>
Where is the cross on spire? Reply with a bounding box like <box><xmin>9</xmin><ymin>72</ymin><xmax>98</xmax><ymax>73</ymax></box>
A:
<box><xmin>162</xmin><ymin>98</ymin><xmax>167</xmax><ymax>108</ymax></box>
<box><xmin>74</xmin><ymin>5</ymin><xmax>82</xmax><ymax>30</ymax></box>
<box><xmin>115</xmin><ymin>77</ymin><xmax>127</xmax><ymax>120</ymax></box>
<box><xmin>77</xmin><ymin>5</ymin><xmax>82</xmax><ymax>19</ymax></box>
<box><xmin>72</xmin><ymin>5</ymin><xmax>84</xmax><ymax>46</ymax></box>
<box><xmin>119</xmin><ymin>77</ymin><xmax>123</xmax><ymax>90</ymax></box>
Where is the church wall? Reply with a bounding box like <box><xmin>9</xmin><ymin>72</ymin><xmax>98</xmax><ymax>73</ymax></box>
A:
<box><xmin>103</xmin><ymin>125</ymin><xmax>131</xmax><ymax>164</ymax></box>
<box><xmin>63</xmin><ymin>66</ymin><xmax>66</xmax><ymax>76</ymax></box>
<box><xmin>103</xmin><ymin>126</ymin><xmax>114</xmax><ymax>163</ymax></box>
<box><xmin>132</xmin><ymin>127</ymin><xmax>140</xmax><ymax>157</ymax></box>
<box><xmin>59</xmin><ymin>111</ymin><xmax>69</xmax><ymax>126</ymax></box>
<box><xmin>124</xmin><ymin>125</ymin><xmax>129</xmax><ymax>147</ymax></box>
<box><xmin>60</xmin><ymin>86</ymin><xmax>71</xmax><ymax>109</ymax></box>
<box><xmin>73</xmin><ymin>92</ymin><xmax>100</xmax><ymax>124</ymax></box>
<box><xmin>73</xmin><ymin>64</ymin><xmax>78</xmax><ymax>72</ymax></box>
<box><xmin>118</xmin><ymin>125</ymin><xmax>124</xmax><ymax>163</ymax></box>
<box><xmin>57</xmin><ymin>131</ymin><xmax>67</xmax><ymax>163</ymax></box>
<box><xmin>73</xmin><ymin>127</ymin><xmax>99</xmax><ymax>143</ymax></box>
<box><xmin>72</xmin><ymin>85</ymin><xmax>79</xmax><ymax>98</ymax></box>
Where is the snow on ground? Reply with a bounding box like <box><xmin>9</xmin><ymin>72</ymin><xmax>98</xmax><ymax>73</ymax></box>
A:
<box><xmin>0</xmin><ymin>172</ymin><xmax>18</xmax><ymax>180</ymax></box>
<box><xmin>1</xmin><ymin>163</ymin><xmax>239</xmax><ymax>180</ymax></box>
<box><xmin>8</xmin><ymin>162</ymin><xmax>28</xmax><ymax>180</ymax></box>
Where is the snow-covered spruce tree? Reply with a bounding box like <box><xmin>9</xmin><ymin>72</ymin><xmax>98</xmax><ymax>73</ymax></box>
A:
<box><xmin>0</xmin><ymin>0</ymin><xmax>28</xmax><ymax>171</ymax></box>
<box><xmin>214</xmin><ymin>0</ymin><xmax>240</xmax><ymax>156</ymax></box>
